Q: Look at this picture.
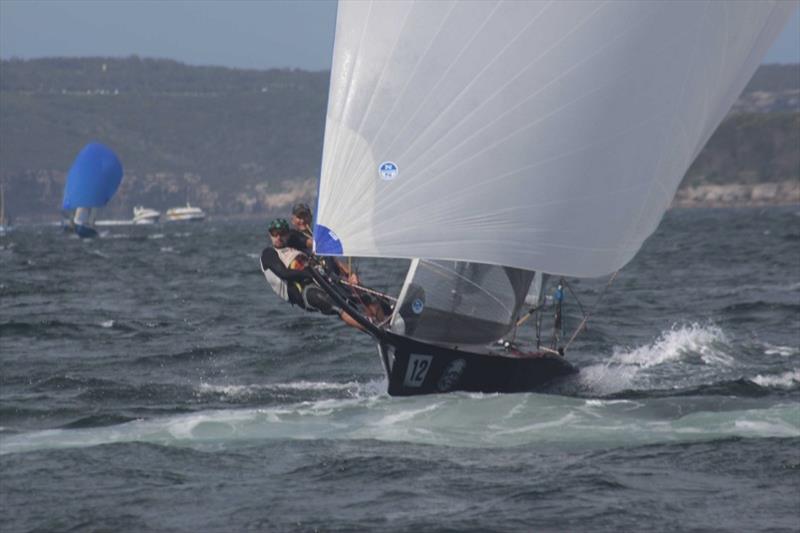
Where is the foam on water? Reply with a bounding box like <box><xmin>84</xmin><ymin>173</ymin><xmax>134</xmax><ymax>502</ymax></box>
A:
<box><xmin>2</xmin><ymin>392</ymin><xmax>797</xmax><ymax>456</ymax></box>
<box><xmin>196</xmin><ymin>379</ymin><xmax>386</xmax><ymax>398</ymax></box>
<box><xmin>611</xmin><ymin>323</ymin><xmax>731</xmax><ymax>367</ymax></box>
<box><xmin>578</xmin><ymin>323</ymin><xmax>735</xmax><ymax>394</ymax></box>
<box><xmin>751</xmin><ymin>369</ymin><xmax>800</xmax><ymax>389</ymax></box>
<box><xmin>763</xmin><ymin>343</ymin><xmax>798</xmax><ymax>357</ymax></box>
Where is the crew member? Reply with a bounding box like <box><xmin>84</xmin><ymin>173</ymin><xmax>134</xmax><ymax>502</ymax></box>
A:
<box><xmin>260</xmin><ymin>218</ymin><xmax>364</xmax><ymax>330</ymax></box>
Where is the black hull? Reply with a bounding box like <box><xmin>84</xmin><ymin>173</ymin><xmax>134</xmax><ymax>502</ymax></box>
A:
<box><xmin>310</xmin><ymin>267</ymin><xmax>578</xmax><ymax>396</ymax></box>
<box><xmin>377</xmin><ymin>331</ymin><xmax>577</xmax><ymax>396</ymax></box>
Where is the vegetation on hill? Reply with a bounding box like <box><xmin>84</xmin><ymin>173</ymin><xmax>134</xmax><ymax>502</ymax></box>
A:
<box><xmin>0</xmin><ymin>57</ymin><xmax>797</xmax><ymax>221</ymax></box>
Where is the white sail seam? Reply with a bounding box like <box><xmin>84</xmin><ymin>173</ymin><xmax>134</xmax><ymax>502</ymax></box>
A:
<box><xmin>624</xmin><ymin>0</ymin><xmax>711</xmax><ymax>249</ymax></box>
<box><xmin>361</xmin><ymin>0</ymin><xmax>507</xmax><ymax>171</ymax></box>
<box><xmin>373</xmin><ymin>0</ymin><xmax>558</xmax><ymax>168</ymax></box>
<box><xmin>336</xmin><ymin>1</ymin><xmax>418</xmax><ymax>180</ymax></box>
<box><xmin>349</xmin><ymin>0</ymin><xmax>459</xmax><ymax>171</ymax></box>
<box><xmin>321</xmin><ymin>0</ymin><xmax>375</xmax><ymax>225</ymax></box>
<box><xmin>375</xmin><ymin>5</ymin><xmax>662</xmax><ymax>214</ymax></box>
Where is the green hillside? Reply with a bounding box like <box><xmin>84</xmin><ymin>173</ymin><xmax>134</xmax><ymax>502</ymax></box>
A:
<box><xmin>0</xmin><ymin>57</ymin><xmax>797</xmax><ymax>221</ymax></box>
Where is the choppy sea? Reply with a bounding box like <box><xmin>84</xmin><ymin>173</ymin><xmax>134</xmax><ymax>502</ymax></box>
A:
<box><xmin>1</xmin><ymin>207</ymin><xmax>798</xmax><ymax>532</ymax></box>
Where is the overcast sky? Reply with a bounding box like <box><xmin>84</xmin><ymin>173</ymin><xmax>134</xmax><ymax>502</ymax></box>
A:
<box><xmin>1</xmin><ymin>0</ymin><xmax>798</xmax><ymax>70</ymax></box>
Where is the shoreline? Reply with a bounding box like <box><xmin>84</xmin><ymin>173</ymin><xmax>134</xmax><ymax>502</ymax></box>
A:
<box><xmin>6</xmin><ymin>182</ymin><xmax>799</xmax><ymax>225</ymax></box>
<box><xmin>670</xmin><ymin>180</ymin><xmax>799</xmax><ymax>209</ymax></box>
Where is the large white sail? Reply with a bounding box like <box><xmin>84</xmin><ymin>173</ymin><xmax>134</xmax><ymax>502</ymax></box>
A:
<box><xmin>314</xmin><ymin>0</ymin><xmax>794</xmax><ymax>277</ymax></box>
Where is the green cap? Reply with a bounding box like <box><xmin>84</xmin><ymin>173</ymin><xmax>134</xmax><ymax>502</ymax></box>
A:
<box><xmin>268</xmin><ymin>218</ymin><xmax>290</xmax><ymax>232</ymax></box>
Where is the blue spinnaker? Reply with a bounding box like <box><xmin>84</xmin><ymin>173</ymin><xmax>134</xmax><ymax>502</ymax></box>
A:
<box><xmin>62</xmin><ymin>143</ymin><xmax>123</xmax><ymax>210</ymax></box>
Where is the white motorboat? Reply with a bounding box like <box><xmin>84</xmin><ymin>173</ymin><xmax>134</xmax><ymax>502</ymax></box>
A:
<box><xmin>133</xmin><ymin>206</ymin><xmax>160</xmax><ymax>225</ymax></box>
<box><xmin>165</xmin><ymin>204</ymin><xmax>205</xmax><ymax>222</ymax></box>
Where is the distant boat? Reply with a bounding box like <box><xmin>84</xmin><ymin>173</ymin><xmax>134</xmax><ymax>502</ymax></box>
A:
<box><xmin>133</xmin><ymin>206</ymin><xmax>160</xmax><ymax>225</ymax></box>
<box><xmin>62</xmin><ymin>142</ymin><xmax>123</xmax><ymax>238</ymax></box>
<box><xmin>165</xmin><ymin>204</ymin><xmax>205</xmax><ymax>222</ymax></box>
<box><xmin>0</xmin><ymin>181</ymin><xmax>10</xmax><ymax>235</ymax></box>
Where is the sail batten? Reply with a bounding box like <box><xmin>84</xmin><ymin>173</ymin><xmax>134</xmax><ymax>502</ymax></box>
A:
<box><xmin>315</xmin><ymin>0</ymin><xmax>795</xmax><ymax>277</ymax></box>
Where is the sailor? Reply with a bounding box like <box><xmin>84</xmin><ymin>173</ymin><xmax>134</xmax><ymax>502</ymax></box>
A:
<box><xmin>288</xmin><ymin>202</ymin><xmax>359</xmax><ymax>283</ymax></box>
<box><xmin>288</xmin><ymin>202</ymin><xmax>313</xmax><ymax>249</ymax></box>
<box><xmin>260</xmin><ymin>218</ymin><xmax>364</xmax><ymax>330</ymax></box>
<box><xmin>286</xmin><ymin>203</ymin><xmax>391</xmax><ymax>322</ymax></box>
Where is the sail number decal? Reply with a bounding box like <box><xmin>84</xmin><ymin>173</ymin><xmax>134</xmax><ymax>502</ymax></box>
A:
<box><xmin>403</xmin><ymin>354</ymin><xmax>433</xmax><ymax>387</ymax></box>
<box><xmin>378</xmin><ymin>161</ymin><xmax>398</xmax><ymax>180</ymax></box>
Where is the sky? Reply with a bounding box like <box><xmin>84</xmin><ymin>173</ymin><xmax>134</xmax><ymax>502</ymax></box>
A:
<box><xmin>0</xmin><ymin>0</ymin><xmax>798</xmax><ymax>70</ymax></box>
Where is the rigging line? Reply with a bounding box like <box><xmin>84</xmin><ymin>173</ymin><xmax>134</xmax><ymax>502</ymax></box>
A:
<box><xmin>516</xmin><ymin>303</ymin><xmax>540</xmax><ymax>327</ymax></box>
<box><xmin>563</xmin><ymin>270</ymin><xmax>619</xmax><ymax>351</ymax></box>
<box><xmin>562</xmin><ymin>278</ymin><xmax>587</xmax><ymax>322</ymax></box>
<box><xmin>337</xmin><ymin>280</ymin><xmax>398</xmax><ymax>302</ymax></box>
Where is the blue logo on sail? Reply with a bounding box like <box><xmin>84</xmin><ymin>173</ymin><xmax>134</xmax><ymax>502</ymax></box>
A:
<box><xmin>314</xmin><ymin>224</ymin><xmax>343</xmax><ymax>255</ymax></box>
<box><xmin>378</xmin><ymin>161</ymin><xmax>398</xmax><ymax>180</ymax></box>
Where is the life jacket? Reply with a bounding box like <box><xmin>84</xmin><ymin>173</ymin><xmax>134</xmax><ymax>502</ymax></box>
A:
<box><xmin>266</xmin><ymin>246</ymin><xmax>311</xmax><ymax>307</ymax></box>
<box><xmin>275</xmin><ymin>246</ymin><xmax>308</xmax><ymax>271</ymax></box>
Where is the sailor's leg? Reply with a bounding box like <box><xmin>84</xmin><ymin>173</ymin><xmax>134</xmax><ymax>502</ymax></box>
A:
<box><xmin>302</xmin><ymin>285</ymin><xmax>340</xmax><ymax>315</ymax></box>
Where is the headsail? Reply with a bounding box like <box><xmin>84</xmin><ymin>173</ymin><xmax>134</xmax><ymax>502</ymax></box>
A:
<box><xmin>314</xmin><ymin>1</ymin><xmax>795</xmax><ymax>277</ymax></box>
<box><xmin>62</xmin><ymin>142</ymin><xmax>123</xmax><ymax>211</ymax></box>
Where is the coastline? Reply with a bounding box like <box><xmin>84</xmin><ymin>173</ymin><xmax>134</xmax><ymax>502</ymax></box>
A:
<box><xmin>671</xmin><ymin>180</ymin><xmax>799</xmax><ymax>209</ymax></box>
<box><xmin>6</xmin><ymin>181</ymin><xmax>799</xmax><ymax>225</ymax></box>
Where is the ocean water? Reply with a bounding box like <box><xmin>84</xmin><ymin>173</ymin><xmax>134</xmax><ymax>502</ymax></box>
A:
<box><xmin>1</xmin><ymin>207</ymin><xmax>798</xmax><ymax>532</ymax></box>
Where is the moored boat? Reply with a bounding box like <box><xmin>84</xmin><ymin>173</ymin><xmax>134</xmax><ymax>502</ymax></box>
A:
<box><xmin>165</xmin><ymin>204</ymin><xmax>205</xmax><ymax>222</ymax></box>
<box><xmin>133</xmin><ymin>206</ymin><xmax>160</xmax><ymax>225</ymax></box>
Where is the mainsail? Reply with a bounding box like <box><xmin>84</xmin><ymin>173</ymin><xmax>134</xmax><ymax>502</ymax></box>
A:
<box><xmin>391</xmin><ymin>259</ymin><xmax>534</xmax><ymax>345</ymax></box>
<box><xmin>314</xmin><ymin>0</ymin><xmax>794</xmax><ymax>277</ymax></box>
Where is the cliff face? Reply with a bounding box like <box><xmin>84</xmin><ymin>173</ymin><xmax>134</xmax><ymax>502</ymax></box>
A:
<box><xmin>1</xmin><ymin>58</ymin><xmax>798</xmax><ymax>222</ymax></box>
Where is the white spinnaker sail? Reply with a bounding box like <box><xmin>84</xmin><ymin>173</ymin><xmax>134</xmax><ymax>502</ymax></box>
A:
<box><xmin>314</xmin><ymin>0</ymin><xmax>794</xmax><ymax>277</ymax></box>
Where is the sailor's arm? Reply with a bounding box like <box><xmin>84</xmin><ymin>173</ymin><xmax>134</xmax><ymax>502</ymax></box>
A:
<box><xmin>260</xmin><ymin>248</ymin><xmax>312</xmax><ymax>282</ymax></box>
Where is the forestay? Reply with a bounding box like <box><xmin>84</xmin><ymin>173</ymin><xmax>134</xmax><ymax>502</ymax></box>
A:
<box><xmin>314</xmin><ymin>0</ymin><xmax>794</xmax><ymax>277</ymax></box>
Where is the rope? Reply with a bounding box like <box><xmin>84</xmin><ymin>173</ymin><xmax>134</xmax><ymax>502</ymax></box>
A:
<box><xmin>563</xmin><ymin>270</ymin><xmax>619</xmax><ymax>351</ymax></box>
<box><xmin>516</xmin><ymin>306</ymin><xmax>539</xmax><ymax>326</ymax></box>
<box><xmin>337</xmin><ymin>279</ymin><xmax>398</xmax><ymax>302</ymax></box>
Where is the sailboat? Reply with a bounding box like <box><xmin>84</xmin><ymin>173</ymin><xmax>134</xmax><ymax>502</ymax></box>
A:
<box><xmin>62</xmin><ymin>142</ymin><xmax>123</xmax><ymax>238</ymax></box>
<box><xmin>308</xmin><ymin>1</ymin><xmax>794</xmax><ymax>396</ymax></box>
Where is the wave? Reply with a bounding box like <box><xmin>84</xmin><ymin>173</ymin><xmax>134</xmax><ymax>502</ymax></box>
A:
<box><xmin>611</xmin><ymin>323</ymin><xmax>732</xmax><ymax>367</ymax></box>
<box><xmin>196</xmin><ymin>380</ymin><xmax>382</xmax><ymax>398</ymax></box>
<box><xmin>1</xmin><ymin>392</ymin><xmax>797</xmax><ymax>456</ymax></box>
<box><xmin>0</xmin><ymin>319</ymin><xmax>88</xmax><ymax>339</ymax></box>
<box><xmin>751</xmin><ymin>369</ymin><xmax>800</xmax><ymax>389</ymax></box>
<box><xmin>763</xmin><ymin>343</ymin><xmax>798</xmax><ymax>357</ymax></box>
<box><xmin>577</xmin><ymin>323</ymin><xmax>736</xmax><ymax>395</ymax></box>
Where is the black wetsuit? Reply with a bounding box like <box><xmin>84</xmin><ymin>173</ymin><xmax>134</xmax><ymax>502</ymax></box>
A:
<box><xmin>287</xmin><ymin>228</ymin><xmax>345</xmax><ymax>278</ymax></box>
<box><xmin>286</xmin><ymin>229</ymin><xmax>312</xmax><ymax>254</ymax></box>
<box><xmin>260</xmin><ymin>246</ymin><xmax>340</xmax><ymax>315</ymax></box>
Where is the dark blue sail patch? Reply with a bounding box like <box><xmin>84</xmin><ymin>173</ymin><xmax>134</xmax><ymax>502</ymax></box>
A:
<box><xmin>314</xmin><ymin>224</ymin><xmax>343</xmax><ymax>255</ymax></box>
<box><xmin>62</xmin><ymin>142</ymin><xmax>123</xmax><ymax>210</ymax></box>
